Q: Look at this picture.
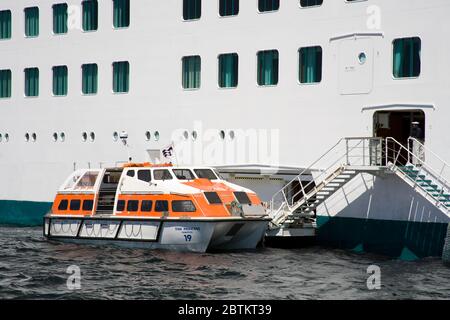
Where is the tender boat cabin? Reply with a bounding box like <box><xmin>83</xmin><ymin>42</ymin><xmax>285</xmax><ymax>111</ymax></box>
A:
<box><xmin>51</xmin><ymin>163</ymin><xmax>265</xmax><ymax>219</ymax></box>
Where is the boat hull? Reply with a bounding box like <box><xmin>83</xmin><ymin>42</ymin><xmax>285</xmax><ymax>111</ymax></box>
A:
<box><xmin>43</xmin><ymin>216</ymin><xmax>269</xmax><ymax>253</ymax></box>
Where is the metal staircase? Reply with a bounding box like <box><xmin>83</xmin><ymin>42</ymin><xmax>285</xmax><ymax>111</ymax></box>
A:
<box><xmin>386</xmin><ymin>137</ymin><xmax>450</xmax><ymax>214</ymax></box>
<box><xmin>268</xmin><ymin>137</ymin><xmax>450</xmax><ymax>232</ymax></box>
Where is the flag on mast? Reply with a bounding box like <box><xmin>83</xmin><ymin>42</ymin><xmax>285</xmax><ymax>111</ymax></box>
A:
<box><xmin>161</xmin><ymin>143</ymin><xmax>176</xmax><ymax>163</ymax></box>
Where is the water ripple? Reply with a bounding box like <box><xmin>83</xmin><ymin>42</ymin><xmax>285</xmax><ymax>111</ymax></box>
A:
<box><xmin>0</xmin><ymin>226</ymin><xmax>449</xmax><ymax>299</ymax></box>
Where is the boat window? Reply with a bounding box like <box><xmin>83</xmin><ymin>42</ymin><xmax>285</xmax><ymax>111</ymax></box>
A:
<box><xmin>74</xmin><ymin>171</ymin><xmax>99</xmax><ymax>190</ymax></box>
<box><xmin>172</xmin><ymin>200</ymin><xmax>196</xmax><ymax>212</ymax></box>
<box><xmin>82</xmin><ymin>200</ymin><xmax>94</xmax><ymax>211</ymax></box>
<box><xmin>70</xmin><ymin>199</ymin><xmax>81</xmax><ymax>211</ymax></box>
<box><xmin>172</xmin><ymin>169</ymin><xmax>195</xmax><ymax>180</ymax></box>
<box><xmin>127</xmin><ymin>200</ymin><xmax>139</xmax><ymax>212</ymax></box>
<box><xmin>204</xmin><ymin>192</ymin><xmax>222</xmax><ymax>204</ymax></box>
<box><xmin>127</xmin><ymin>170</ymin><xmax>135</xmax><ymax>177</ymax></box>
<box><xmin>58</xmin><ymin>199</ymin><xmax>68</xmax><ymax>210</ymax></box>
<box><xmin>117</xmin><ymin>200</ymin><xmax>125</xmax><ymax>211</ymax></box>
<box><xmin>63</xmin><ymin>173</ymin><xmax>82</xmax><ymax>190</ymax></box>
<box><xmin>194</xmin><ymin>169</ymin><xmax>218</xmax><ymax>180</ymax></box>
<box><xmin>137</xmin><ymin>170</ymin><xmax>151</xmax><ymax>182</ymax></box>
<box><xmin>141</xmin><ymin>200</ymin><xmax>153</xmax><ymax>212</ymax></box>
<box><xmin>155</xmin><ymin>200</ymin><xmax>169</xmax><ymax>212</ymax></box>
<box><xmin>213</xmin><ymin>169</ymin><xmax>224</xmax><ymax>180</ymax></box>
<box><xmin>233</xmin><ymin>192</ymin><xmax>251</xmax><ymax>205</ymax></box>
<box><xmin>153</xmin><ymin>170</ymin><xmax>173</xmax><ymax>181</ymax></box>
<box><xmin>83</xmin><ymin>200</ymin><xmax>94</xmax><ymax>211</ymax></box>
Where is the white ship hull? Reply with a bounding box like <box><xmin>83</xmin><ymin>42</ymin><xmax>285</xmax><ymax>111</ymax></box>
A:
<box><xmin>1</xmin><ymin>0</ymin><xmax>450</xmax><ymax>258</ymax></box>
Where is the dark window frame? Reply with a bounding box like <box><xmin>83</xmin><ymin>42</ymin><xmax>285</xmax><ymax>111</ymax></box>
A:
<box><xmin>127</xmin><ymin>200</ymin><xmax>139</xmax><ymax>212</ymax></box>
<box><xmin>58</xmin><ymin>199</ymin><xmax>69</xmax><ymax>210</ymax></box>
<box><xmin>116</xmin><ymin>200</ymin><xmax>125</xmax><ymax>211</ymax></box>
<box><xmin>82</xmin><ymin>199</ymin><xmax>94</xmax><ymax>211</ymax></box>
<box><xmin>155</xmin><ymin>200</ymin><xmax>169</xmax><ymax>212</ymax></box>
<box><xmin>141</xmin><ymin>200</ymin><xmax>153</xmax><ymax>212</ymax></box>
<box><xmin>69</xmin><ymin>199</ymin><xmax>81</xmax><ymax>211</ymax></box>
<box><xmin>233</xmin><ymin>192</ymin><xmax>252</xmax><ymax>205</ymax></box>
<box><xmin>172</xmin><ymin>200</ymin><xmax>197</xmax><ymax>212</ymax></box>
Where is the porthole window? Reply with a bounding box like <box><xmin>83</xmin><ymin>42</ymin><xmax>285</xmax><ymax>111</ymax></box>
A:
<box><xmin>90</xmin><ymin>132</ymin><xmax>95</xmax><ymax>142</ymax></box>
<box><xmin>219</xmin><ymin>130</ymin><xmax>225</xmax><ymax>140</ymax></box>
<box><xmin>0</xmin><ymin>133</ymin><xmax>2</xmax><ymax>142</ymax></box>
<box><xmin>229</xmin><ymin>130</ymin><xmax>235</xmax><ymax>140</ymax></box>
<box><xmin>82</xmin><ymin>132</ymin><xmax>88</xmax><ymax>142</ymax></box>
<box><xmin>113</xmin><ymin>131</ymin><xmax>119</xmax><ymax>142</ymax></box>
<box><xmin>192</xmin><ymin>131</ymin><xmax>198</xmax><ymax>141</ymax></box>
<box><xmin>183</xmin><ymin>131</ymin><xmax>189</xmax><ymax>140</ymax></box>
<box><xmin>358</xmin><ymin>52</ymin><xmax>367</xmax><ymax>65</ymax></box>
<box><xmin>154</xmin><ymin>131</ymin><xmax>160</xmax><ymax>141</ymax></box>
<box><xmin>53</xmin><ymin>132</ymin><xmax>58</xmax><ymax>142</ymax></box>
<box><xmin>25</xmin><ymin>133</ymin><xmax>30</xmax><ymax>142</ymax></box>
<box><xmin>31</xmin><ymin>133</ymin><xmax>37</xmax><ymax>142</ymax></box>
<box><xmin>145</xmin><ymin>131</ymin><xmax>151</xmax><ymax>141</ymax></box>
<box><xmin>60</xmin><ymin>132</ymin><xmax>66</xmax><ymax>142</ymax></box>
<box><xmin>5</xmin><ymin>133</ymin><xmax>9</xmax><ymax>142</ymax></box>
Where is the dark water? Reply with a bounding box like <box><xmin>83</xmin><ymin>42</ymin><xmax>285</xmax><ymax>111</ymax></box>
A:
<box><xmin>1</xmin><ymin>226</ymin><xmax>449</xmax><ymax>300</ymax></box>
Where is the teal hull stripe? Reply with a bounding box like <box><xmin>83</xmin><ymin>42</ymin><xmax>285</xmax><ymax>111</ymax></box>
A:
<box><xmin>317</xmin><ymin>216</ymin><xmax>448</xmax><ymax>259</ymax></box>
<box><xmin>0</xmin><ymin>200</ymin><xmax>51</xmax><ymax>226</ymax></box>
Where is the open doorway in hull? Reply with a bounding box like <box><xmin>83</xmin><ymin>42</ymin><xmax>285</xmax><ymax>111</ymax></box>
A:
<box><xmin>373</xmin><ymin>110</ymin><xmax>425</xmax><ymax>165</ymax></box>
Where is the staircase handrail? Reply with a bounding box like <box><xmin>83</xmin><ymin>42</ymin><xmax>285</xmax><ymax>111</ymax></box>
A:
<box><xmin>269</xmin><ymin>138</ymin><xmax>344</xmax><ymax>213</ymax></box>
<box><xmin>407</xmin><ymin>137</ymin><xmax>450</xmax><ymax>182</ymax></box>
<box><xmin>386</xmin><ymin>137</ymin><xmax>450</xmax><ymax>195</ymax></box>
<box><xmin>269</xmin><ymin>137</ymin><xmax>382</xmax><ymax>222</ymax></box>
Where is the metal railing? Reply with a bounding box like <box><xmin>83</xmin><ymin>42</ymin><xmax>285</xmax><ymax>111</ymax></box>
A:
<box><xmin>73</xmin><ymin>161</ymin><xmax>129</xmax><ymax>171</ymax></box>
<box><xmin>386</xmin><ymin>137</ymin><xmax>450</xmax><ymax>213</ymax></box>
<box><xmin>408</xmin><ymin>137</ymin><xmax>450</xmax><ymax>184</ymax></box>
<box><xmin>269</xmin><ymin>137</ymin><xmax>384</xmax><ymax>222</ymax></box>
<box><xmin>269</xmin><ymin>136</ymin><xmax>450</xmax><ymax>226</ymax></box>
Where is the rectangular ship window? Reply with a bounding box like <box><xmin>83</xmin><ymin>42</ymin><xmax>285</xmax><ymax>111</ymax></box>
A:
<box><xmin>141</xmin><ymin>200</ymin><xmax>153</xmax><ymax>212</ymax></box>
<box><xmin>153</xmin><ymin>170</ymin><xmax>173</xmax><ymax>181</ymax></box>
<box><xmin>299</xmin><ymin>46</ymin><xmax>322</xmax><ymax>84</ymax></box>
<box><xmin>258</xmin><ymin>0</ymin><xmax>279</xmax><ymax>12</ymax></box>
<box><xmin>257</xmin><ymin>50</ymin><xmax>279</xmax><ymax>86</ymax></box>
<box><xmin>82</xmin><ymin>200</ymin><xmax>94</xmax><ymax>211</ymax></box>
<box><xmin>53</xmin><ymin>3</ymin><xmax>68</xmax><ymax>34</ymax></box>
<box><xmin>25</xmin><ymin>7</ymin><xmax>39</xmax><ymax>37</ymax></box>
<box><xmin>393</xmin><ymin>37</ymin><xmax>421</xmax><ymax>78</ymax></box>
<box><xmin>183</xmin><ymin>0</ymin><xmax>201</xmax><ymax>20</ymax></box>
<box><xmin>25</xmin><ymin>68</ymin><xmax>39</xmax><ymax>97</ymax></box>
<box><xmin>233</xmin><ymin>192</ymin><xmax>251</xmax><ymax>205</ymax></box>
<box><xmin>82</xmin><ymin>0</ymin><xmax>98</xmax><ymax>31</ymax></box>
<box><xmin>70</xmin><ymin>199</ymin><xmax>81</xmax><ymax>211</ymax></box>
<box><xmin>219</xmin><ymin>0</ymin><xmax>239</xmax><ymax>17</ymax></box>
<box><xmin>0</xmin><ymin>10</ymin><xmax>12</xmax><ymax>40</ymax></box>
<box><xmin>194</xmin><ymin>169</ymin><xmax>217</xmax><ymax>180</ymax></box>
<box><xmin>204</xmin><ymin>192</ymin><xmax>223</xmax><ymax>204</ymax></box>
<box><xmin>172</xmin><ymin>169</ymin><xmax>195</xmax><ymax>180</ymax></box>
<box><xmin>116</xmin><ymin>200</ymin><xmax>125</xmax><ymax>211</ymax></box>
<box><xmin>219</xmin><ymin>53</ymin><xmax>238</xmax><ymax>88</ymax></box>
<box><xmin>137</xmin><ymin>170</ymin><xmax>151</xmax><ymax>182</ymax></box>
<box><xmin>172</xmin><ymin>200</ymin><xmax>196</xmax><ymax>212</ymax></box>
<box><xmin>155</xmin><ymin>200</ymin><xmax>169</xmax><ymax>212</ymax></box>
<box><xmin>53</xmin><ymin>66</ymin><xmax>68</xmax><ymax>96</ymax></box>
<box><xmin>58</xmin><ymin>199</ymin><xmax>69</xmax><ymax>211</ymax></box>
<box><xmin>82</xmin><ymin>64</ymin><xmax>98</xmax><ymax>94</ymax></box>
<box><xmin>113</xmin><ymin>0</ymin><xmax>130</xmax><ymax>28</ymax></box>
<box><xmin>300</xmin><ymin>0</ymin><xmax>323</xmax><ymax>7</ymax></box>
<box><xmin>127</xmin><ymin>200</ymin><xmax>139</xmax><ymax>212</ymax></box>
<box><xmin>182</xmin><ymin>56</ymin><xmax>201</xmax><ymax>89</ymax></box>
<box><xmin>113</xmin><ymin>61</ymin><xmax>130</xmax><ymax>93</ymax></box>
<box><xmin>0</xmin><ymin>70</ymin><xmax>12</xmax><ymax>99</ymax></box>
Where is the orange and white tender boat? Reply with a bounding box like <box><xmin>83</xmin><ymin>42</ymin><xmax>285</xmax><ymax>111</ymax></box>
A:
<box><xmin>43</xmin><ymin>163</ymin><xmax>270</xmax><ymax>252</ymax></box>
